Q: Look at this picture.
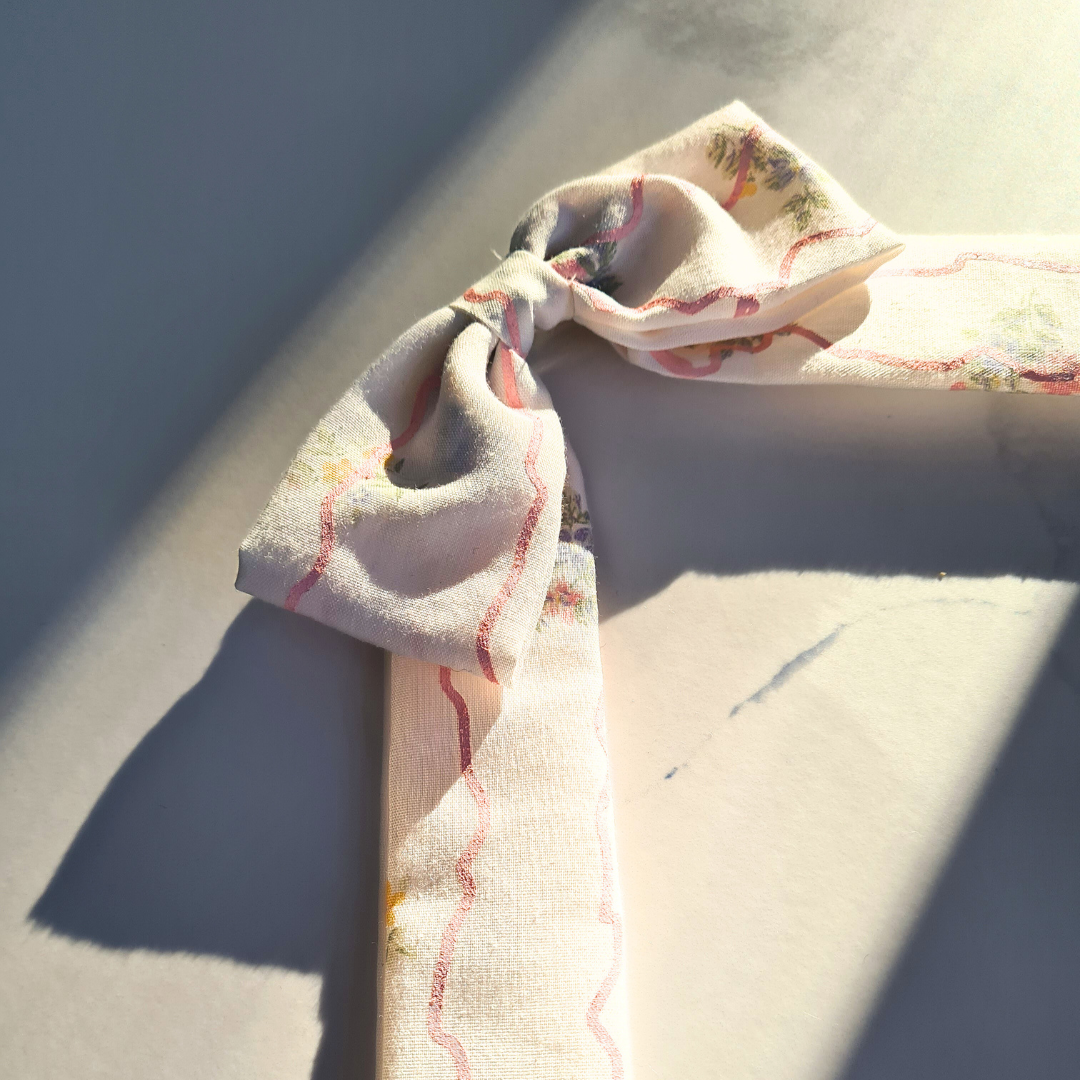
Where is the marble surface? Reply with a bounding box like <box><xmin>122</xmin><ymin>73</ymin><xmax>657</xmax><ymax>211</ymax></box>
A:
<box><xmin>3</xmin><ymin>1</ymin><xmax>1080</xmax><ymax>1078</ymax></box>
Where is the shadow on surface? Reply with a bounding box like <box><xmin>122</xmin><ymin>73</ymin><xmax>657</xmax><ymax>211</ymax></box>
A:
<box><xmin>30</xmin><ymin>324</ymin><xmax>1080</xmax><ymax>1077</ymax></box>
<box><xmin>32</xmin><ymin>600</ymin><xmax>385</xmax><ymax>1080</ymax></box>
<box><xmin>533</xmin><ymin>323</ymin><xmax>1080</xmax><ymax>617</ymax></box>
<box><xmin>837</xmin><ymin>598</ymin><xmax>1080</xmax><ymax>1080</ymax></box>
<box><xmin>0</xmin><ymin>0</ymin><xmax>584</xmax><ymax>685</ymax></box>
<box><xmin>535</xmin><ymin>323</ymin><xmax>1080</xmax><ymax>1076</ymax></box>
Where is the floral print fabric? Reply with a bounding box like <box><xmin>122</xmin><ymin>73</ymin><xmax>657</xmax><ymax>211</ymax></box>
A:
<box><xmin>237</xmin><ymin>102</ymin><xmax>1080</xmax><ymax>1079</ymax></box>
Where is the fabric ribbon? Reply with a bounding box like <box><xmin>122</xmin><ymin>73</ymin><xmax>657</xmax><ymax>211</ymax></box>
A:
<box><xmin>238</xmin><ymin>101</ymin><xmax>902</xmax><ymax>687</ymax></box>
<box><xmin>237</xmin><ymin>101</ymin><xmax>1080</xmax><ymax>1079</ymax></box>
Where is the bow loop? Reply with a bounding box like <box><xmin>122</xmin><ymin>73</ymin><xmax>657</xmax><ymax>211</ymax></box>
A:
<box><xmin>237</xmin><ymin>101</ymin><xmax>901</xmax><ymax>684</ymax></box>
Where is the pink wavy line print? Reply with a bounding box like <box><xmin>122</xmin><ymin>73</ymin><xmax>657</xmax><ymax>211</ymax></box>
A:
<box><xmin>552</xmin><ymin>175</ymin><xmax>647</xmax><ymax>283</ymax></box>
<box><xmin>461</xmin><ymin>287</ymin><xmax>522</xmax><ymax>352</ymax></box>
<box><xmin>650</xmin><ymin>322</ymin><xmax>832</xmax><ymax>378</ymax></box>
<box><xmin>1018</xmin><ymin>366</ymin><xmax>1080</xmax><ymax>383</ymax></box>
<box><xmin>635</xmin><ymin>285</ymin><xmax>761</xmax><ymax>319</ymax></box>
<box><xmin>652</xmin><ymin>322</ymin><xmax>1079</xmax><ymax>382</ymax></box>
<box><xmin>825</xmin><ymin>344</ymin><xmax>970</xmax><ymax>373</ymax></box>
<box><xmin>584</xmin><ymin>174</ymin><xmax>645</xmax><ymax>245</ymax></box>
<box><xmin>498</xmin><ymin>343</ymin><xmax>524</xmax><ymax>409</ymax></box>
<box><xmin>587</xmin><ymin>698</ymin><xmax>625</xmax><ymax>1080</ymax></box>
<box><xmin>872</xmin><ymin>251</ymin><xmax>1080</xmax><ymax>279</ymax></box>
<box><xmin>463</xmin><ymin>291</ymin><xmax>549</xmax><ymax>685</ymax></box>
<box><xmin>833</xmin><ymin>345</ymin><xmax>1079</xmax><ymax>380</ymax></box>
<box><xmin>786</xmin><ymin>324</ymin><xmax>833</xmax><ymax>350</ymax></box>
<box><xmin>390</xmin><ymin>371</ymin><xmax>444</xmax><ymax>451</ymax></box>
<box><xmin>284</xmin><ymin>369</ymin><xmax>441</xmax><ymax>612</ymax></box>
<box><xmin>428</xmin><ymin>666</ymin><xmax>490</xmax><ymax>1080</ymax></box>
<box><xmin>284</xmin><ymin>445</ymin><xmax>387</xmax><ymax>611</ymax></box>
<box><xmin>775</xmin><ymin>219</ymin><xmax>878</xmax><ymax>283</ymax></box>
<box><xmin>650</xmin><ymin>350</ymin><xmax>720</xmax><ymax>379</ymax></box>
<box><xmin>475</xmin><ymin>411</ymin><xmax>547</xmax><ymax>683</ymax></box>
<box><xmin>581</xmin><ymin>219</ymin><xmax>879</xmax><ymax>322</ymax></box>
<box><xmin>720</xmin><ymin>123</ymin><xmax>763</xmax><ymax>211</ymax></box>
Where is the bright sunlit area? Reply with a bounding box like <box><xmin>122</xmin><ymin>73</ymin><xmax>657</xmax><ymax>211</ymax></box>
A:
<box><xmin>2</xmin><ymin>1</ymin><xmax>1079</xmax><ymax>1078</ymax></box>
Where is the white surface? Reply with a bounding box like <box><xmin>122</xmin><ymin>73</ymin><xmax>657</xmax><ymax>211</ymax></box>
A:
<box><xmin>3</xmin><ymin>1</ymin><xmax>1080</xmax><ymax>1077</ymax></box>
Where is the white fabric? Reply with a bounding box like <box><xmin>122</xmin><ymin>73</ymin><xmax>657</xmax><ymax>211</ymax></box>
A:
<box><xmin>237</xmin><ymin>102</ymin><xmax>1080</xmax><ymax>1079</ymax></box>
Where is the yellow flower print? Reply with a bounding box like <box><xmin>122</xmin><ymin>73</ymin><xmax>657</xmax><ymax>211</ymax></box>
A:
<box><xmin>738</xmin><ymin>180</ymin><xmax>757</xmax><ymax>200</ymax></box>
<box><xmin>385</xmin><ymin>881</ymin><xmax>406</xmax><ymax>929</ymax></box>
<box><xmin>322</xmin><ymin>457</ymin><xmax>354</xmax><ymax>484</ymax></box>
<box><xmin>385</xmin><ymin>880</ymin><xmax>414</xmax><ymax>959</ymax></box>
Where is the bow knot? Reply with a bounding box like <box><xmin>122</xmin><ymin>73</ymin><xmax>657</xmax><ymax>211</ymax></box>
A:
<box><xmin>451</xmin><ymin>248</ymin><xmax>574</xmax><ymax>360</ymax></box>
<box><xmin>237</xmin><ymin>101</ymin><xmax>902</xmax><ymax>685</ymax></box>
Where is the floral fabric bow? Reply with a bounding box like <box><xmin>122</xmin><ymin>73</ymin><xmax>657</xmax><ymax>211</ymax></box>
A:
<box><xmin>238</xmin><ymin>102</ymin><xmax>1080</xmax><ymax>1079</ymax></box>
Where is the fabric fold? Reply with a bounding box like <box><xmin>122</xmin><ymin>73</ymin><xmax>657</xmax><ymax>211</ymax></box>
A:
<box><xmin>237</xmin><ymin>100</ymin><xmax>899</xmax><ymax>686</ymax></box>
<box><xmin>236</xmin><ymin>100</ymin><xmax>1080</xmax><ymax>1080</ymax></box>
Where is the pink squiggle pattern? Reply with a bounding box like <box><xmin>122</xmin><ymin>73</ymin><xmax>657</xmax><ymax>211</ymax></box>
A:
<box><xmin>652</xmin><ymin>320</ymin><xmax>1080</xmax><ymax>382</ymax></box>
<box><xmin>580</xmin><ymin>218</ymin><xmax>879</xmax><ymax>321</ymax></box>
<box><xmin>475</xmin><ymin>410</ymin><xmax>547</xmax><ymax>683</ymax></box>
<box><xmin>1018</xmin><ymin>365</ymin><xmax>1080</xmax><ymax>382</ymax></box>
<box><xmin>587</xmin><ymin>698</ymin><xmax>625</xmax><ymax>1079</ymax></box>
<box><xmin>825</xmin><ymin>344</ymin><xmax>971</xmax><ymax>373</ymax></box>
<box><xmin>284</xmin><ymin>370</ymin><xmax>440</xmax><ymax>612</ymax></box>
<box><xmin>284</xmin><ymin>447</ymin><xmax>387</xmax><ymax>611</ymax></box>
<box><xmin>552</xmin><ymin>260</ymin><xmax>592</xmax><ymax>284</ymax></box>
<box><xmin>634</xmin><ymin>285</ymin><xmax>760</xmax><ymax>318</ymax></box>
<box><xmin>786</xmin><ymin>324</ymin><xmax>834</xmax><ymax>350</ymax></box>
<box><xmin>463</xmin><ymin>291</ymin><xmax>549</xmax><ymax>685</ymax></box>
<box><xmin>552</xmin><ymin>175</ymin><xmax>646</xmax><ymax>282</ymax></box>
<box><xmin>428</xmin><ymin>666</ymin><xmax>491</xmax><ymax>1080</ymax></box>
<box><xmin>720</xmin><ymin>123</ymin><xmax>763</xmax><ymax>211</ymax></box>
<box><xmin>584</xmin><ymin>175</ymin><xmax>645</xmax><ymax>245</ymax></box>
<box><xmin>775</xmin><ymin>218</ymin><xmax>879</xmax><ymax>283</ymax></box>
<box><xmin>650</xmin><ymin>349</ymin><xmax>723</xmax><ymax>379</ymax></box>
<box><xmin>872</xmin><ymin>251</ymin><xmax>1080</xmax><ymax>279</ymax></box>
<box><xmin>499</xmin><ymin>343</ymin><xmax>524</xmax><ymax>409</ymax></box>
<box><xmin>552</xmin><ymin>178</ymin><xmax>643</xmax><ymax>287</ymax></box>
<box><xmin>650</xmin><ymin>322</ymin><xmax>833</xmax><ymax>378</ymax></box>
<box><xmin>828</xmin><ymin>343</ymin><xmax>1080</xmax><ymax>379</ymax></box>
<box><xmin>462</xmin><ymin>287</ymin><xmax>522</xmax><ymax>352</ymax></box>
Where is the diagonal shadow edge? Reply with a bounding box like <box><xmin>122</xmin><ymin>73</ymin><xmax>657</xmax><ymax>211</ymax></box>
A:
<box><xmin>0</xmin><ymin>0</ymin><xmax>589</xmax><ymax>690</ymax></box>
<box><xmin>532</xmin><ymin>322</ymin><xmax>1080</xmax><ymax>619</ymax></box>
<box><xmin>29</xmin><ymin>599</ymin><xmax>387</xmax><ymax>1080</ymax></box>
<box><xmin>835</xmin><ymin>593</ymin><xmax>1080</xmax><ymax>1080</ymax></box>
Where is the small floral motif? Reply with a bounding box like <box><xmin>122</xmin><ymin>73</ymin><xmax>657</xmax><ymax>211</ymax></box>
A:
<box><xmin>541</xmin><ymin>516</ymin><xmax>598</xmax><ymax>629</ymax></box>
<box><xmin>385</xmin><ymin>880</ymin><xmax>414</xmax><ymax>960</ymax></box>
<box><xmin>560</xmin><ymin>484</ymin><xmax>593</xmax><ymax>550</ymax></box>
<box><xmin>285</xmin><ymin>425</ymin><xmax>348</xmax><ymax>488</ymax></box>
<box><xmin>708</xmin><ymin>331</ymin><xmax>772</xmax><ymax>359</ymax></box>
<box><xmin>322</xmin><ymin>457</ymin><xmax>355</xmax><ymax>484</ymax></box>
<box><xmin>706</xmin><ymin>124</ymin><xmax>831</xmax><ymax>230</ymax></box>
<box><xmin>285</xmin><ymin>424</ymin><xmax>413</xmax><ymax>496</ymax></box>
<box><xmin>543</xmin><ymin>580</ymin><xmax>589</xmax><ymax>624</ymax></box>
<box><xmin>951</xmin><ymin>296</ymin><xmax>1080</xmax><ymax>393</ymax></box>
<box><xmin>779</xmin><ymin>187</ymin><xmax>832</xmax><ymax>231</ymax></box>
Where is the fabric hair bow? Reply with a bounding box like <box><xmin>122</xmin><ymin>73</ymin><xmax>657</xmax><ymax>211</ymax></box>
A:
<box><xmin>237</xmin><ymin>101</ymin><xmax>1080</xmax><ymax>1079</ymax></box>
